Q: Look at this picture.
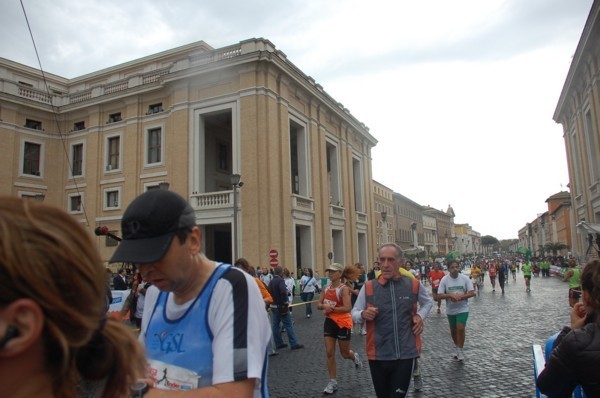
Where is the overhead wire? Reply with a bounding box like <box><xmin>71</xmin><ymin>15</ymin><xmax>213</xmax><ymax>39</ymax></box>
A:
<box><xmin>20</xmin><ymin>0</ymin><xmax>91</xmax><ymax>226</ymax></box>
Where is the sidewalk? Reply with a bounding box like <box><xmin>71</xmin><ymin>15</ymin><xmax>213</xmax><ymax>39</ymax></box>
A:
<box><xmin>267</xmin><ymin>272</ymin><xmax>571</xmax><ymax>397</ymax></box>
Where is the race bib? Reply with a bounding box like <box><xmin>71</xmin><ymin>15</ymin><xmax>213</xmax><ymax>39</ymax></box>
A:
<box><xmin>148</xmin><ymin>359</ymin><xmax>201</xmax><ymax>391</ymax></box>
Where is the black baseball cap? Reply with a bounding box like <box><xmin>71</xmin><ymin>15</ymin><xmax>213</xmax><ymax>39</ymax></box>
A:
<box><xmin>109</xmin><ymin>190</ymin><xmax>196</xmax><ymax>264</ymax></box>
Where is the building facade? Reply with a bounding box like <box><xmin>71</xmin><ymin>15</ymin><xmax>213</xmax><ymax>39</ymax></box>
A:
<box><xmin>553</xmin><ymin>1</ymin><xmax>600</xmax><ymax>257</ymax></box>
<box><xmin>0</xmin><ymin>39</ymin><xmax>378</xmax><ymax>273</ymax></box>
<box><xmin>423</xmin><ymin>205</ymin><xmax>455</xmax><ymax>256</ymax></box>
<box><xmin>392</xmin><ymin>192</ymin><xmax>424</xmax><ymax>252</ymax></box>
<box><xmin>373</xmin><ymin>180</ymin><xmax>395</xmax><ymax>250</ymax></box>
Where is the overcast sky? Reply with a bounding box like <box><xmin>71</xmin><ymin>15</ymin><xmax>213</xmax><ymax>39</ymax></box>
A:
<box><xmin>1</xmin><ymin>0</ymin><xmax>594</xmax><ymax>239</ymax></box>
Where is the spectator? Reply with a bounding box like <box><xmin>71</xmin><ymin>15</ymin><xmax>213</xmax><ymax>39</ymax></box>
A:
<box><xmin>367</xmin><ymin>261</ymin><xmax>380</xmax><ymax>280</ymax></box>
<box><xmin>563</xmin><ymin>259</ymin><xmax>582</xmax><ymax>308</ymax></box>
<box><xmin>0</xmin><ymin>196</ymin><xmax>145</xmax><ymax>398</ymax></box>
<box><xmin>283</xmin><ymin>267</ymin><xmax>295</xmax><ymax>313</ymax></box>
<box><xmin>268</xmin><ymin>266</ymin><xmax>304</xmax><ymax>351</ymax></box>
<box><xmin>112</xmin><ymin>268</ymin><xmax>128</xmax><ymax>290</ymax></box>
<box><xmin>300</xmin><ymin>268</ymin><xmax>320</xmax><ymax>318</ymax></box>
<box><xmin>235</xmin><ymin>258</ymin><xmax>272</xmax><ymax>305</ymax></box>
<box><xmin>110</xmin><ymin>190</ymin><xmax>271</xmax><ymax>396</ymax></box>
<box><xmin>537</xmin><ymin>259</ymin><xmax>600</xmax><ymax>397</ymax></box>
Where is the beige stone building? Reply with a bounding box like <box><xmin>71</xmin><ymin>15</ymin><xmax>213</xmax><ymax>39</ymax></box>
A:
<box><xmin>392</xmin><ymin>192</ymin><xmax>424</xmax><ymax>252</ymax></box>
<box><xmin>554</xmin><ymin>1</ymin><xmax>600</xmax><ymax>257</ymax></box>
<box><xmin>372</xmin><ymin>181</ymin><xmax>395</xmax><ymax>253</ymax></box>
<box><xmin>0</xmin><ymin>39</ymin><xmax>378</xmax><ymax>273</ymax></box>
<box><xmin>424</xmin><ymin>206</ymin><xmax>455</xmax><ymax>255</ymax></box>
<box><xmin>454</xmin><ymin>223</ymin><xmax>481</xmax><ymax>256</ymax></box>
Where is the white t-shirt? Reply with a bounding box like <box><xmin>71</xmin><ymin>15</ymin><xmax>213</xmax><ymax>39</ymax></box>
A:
<box><xmin>140</xmin><ymin>266</ymin><xmax>271</xmax><ymax>397</ymax></box>
<box><xmin>438</xmin><ymin>273</ymin><xmax>474</xmax><ymax>315</ymax></box>
<box><xmin>300</xmin><ymin>275</ymin><xmax>319</xmax><ymax>293</ymax></box>
<box><xmin>284</xmin><ymin>277</ymin><xmax>295</xmax><ymax>302</ymax></box>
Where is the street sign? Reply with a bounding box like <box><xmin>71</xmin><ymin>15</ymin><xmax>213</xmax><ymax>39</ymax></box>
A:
<box><xmin>269</xmin><ymin>249</ymin><xmax>278</xmax><ymax>258</ymax></box>
<box><xmin>270</xmin><ymin>258</ymin><xmax>279</xmax><ymax>267</ymax></box>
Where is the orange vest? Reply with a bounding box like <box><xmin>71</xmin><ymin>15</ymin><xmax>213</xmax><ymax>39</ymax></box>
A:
<box><xmin>323</xmin><ymin>283</ymin><xmax>353</xmax><ymax>329</ymax></box>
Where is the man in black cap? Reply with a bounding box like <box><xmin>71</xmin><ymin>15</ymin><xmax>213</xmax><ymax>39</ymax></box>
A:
<box><xmin>110</xmin><ymin>189</ymin><xmax>271</xmax><ymax>397</ymax></box>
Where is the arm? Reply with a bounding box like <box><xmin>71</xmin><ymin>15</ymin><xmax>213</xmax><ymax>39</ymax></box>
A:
<box><xmin>562</xmin><ymin>269</ymin><xmax>573</xmax><ymax>282</ymax></box>
<box><xmin>350</xmin><ymin>285</ymin><xmax>366</xmax><ymax>322</ymax></box>
<box><xmin>413</xmin><ymin>282</ymin><xmax>433</xmax><ymax>335</ymax></box>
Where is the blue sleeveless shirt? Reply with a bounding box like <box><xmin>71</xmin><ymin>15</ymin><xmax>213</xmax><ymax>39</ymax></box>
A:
<box><xmin>145</xmin><ymin>263</ymin><xmax>231</xmax><ymax>390</ymax></box>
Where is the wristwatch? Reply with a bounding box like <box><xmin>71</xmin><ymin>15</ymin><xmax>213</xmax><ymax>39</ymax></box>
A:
<box><xmin>130</xmin><ymin>381</ymin><xmax>149</xmax><ymax>398</ymax></box>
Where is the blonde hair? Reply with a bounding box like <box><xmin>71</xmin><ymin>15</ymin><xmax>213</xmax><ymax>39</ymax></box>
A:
<box><xmin>0</xmin><ymin>197</ymin><xmax>145</xmax><ymax>398</ymax></box>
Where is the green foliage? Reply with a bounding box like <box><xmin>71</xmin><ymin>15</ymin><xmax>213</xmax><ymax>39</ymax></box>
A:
<box><xmin>481</xmin><ymin>235</ymin><xmax>499</xmax><ymax>245</ymax></box>
<box><xmin>544</xmin><ymin>242</ymin><xmax>569</xmax><ymax>255</ymax></box>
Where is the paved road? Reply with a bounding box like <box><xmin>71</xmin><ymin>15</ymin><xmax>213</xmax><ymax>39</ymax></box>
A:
<box><xmin>267</xmin><ymin>271</ymin><xmax>571</xmax><ymax>397</ymax></box>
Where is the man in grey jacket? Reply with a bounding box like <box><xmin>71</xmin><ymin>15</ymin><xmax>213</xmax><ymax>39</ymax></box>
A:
<box><xmin>351</xmin><ymin>243</ymin><xmax>432</xmax><ymax>398</ymax></box>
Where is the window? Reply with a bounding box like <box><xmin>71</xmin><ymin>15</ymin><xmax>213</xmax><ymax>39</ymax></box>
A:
<box><xmin>71</xmin><ymin>143</ymin><xmax>83</xmax><ymax>177</ymax></box>
<box><xmin>73</xmin><ymin>121</ymin><xmax>85</xmax><ymax>131</ymax></box>
<box><xmin>107</xmin><ymin>112</ymin><xmax>122</xmax><ymax>123</ymax></box>
<box><xmin>218</xmin><ymin>143</ymin><xmax>228</xmax><ymax>171</ymax></box>
<box><xmin>148</xmin><ymin>103</ymin><xmax>163</xmax><ymax>114</ymax></box>
<box><xmin>24</xmin><ymin>119</ymin><xmax>42</xmax><ymax>130</ymax></box>
<box><xmin>106</xmin><ymin>135</ymin><xmax>120</xmax><ymax>171</ymax></box>
<box><xmin>289</xmin><ymin>117</ymin><xmax>309</xmax><ymax>196</ymax></box>
<box><xmin>105</xmin><ymin>189</ymin><xmax>120</xmax><ymax>209</ymax></box>
<box><xmin>68</xmin><ymin>194</ymin><xmax>82</xmax><ymax>213</ymax></box>
<box><xmin>23</xmin><ymin>142</ymin><xmax>41</xmax><ymax>176</ymax></box>
<box><xmin>147</xmin><ymin>128</ymin><xmax>162</xmax><ymax>165</ymax></box>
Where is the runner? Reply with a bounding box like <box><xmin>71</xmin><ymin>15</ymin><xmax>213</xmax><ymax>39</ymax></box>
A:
<box><xmin>510</xmin><ymin>261</ymin><xmax>517</xmax><ymax>281</ymax></box>
<box><xmin>497</xmin><ymin>260</ymin><xmax>507</xmax><ymax>294</ymax></box>
<box><xmin>437</xmin><ymin>260</ymin><xmax>476</xmax><ymax>362</ymax></box>
<box><xmin>522</xmin><ymin>260</ymin><xmax>533</xmax><ymax>292</ymax></box>
<box><xmin>488</xmin><ymin>260</ymin><xmax>497</xmax><ymax>292</ymax></box>
<box><xmin>318</xmin><ymin>263</ymin><xmax>363</xmax><ymax>395</ymax></box>
<box><xmin>470</xmin><ymin>263</ymin><xmax>483</xmax><ymax>296</ymax></box>
<box><xmin>428</xmin><ymin>263</ymin><xmax>446</xmax><ymax>314</ymax></box>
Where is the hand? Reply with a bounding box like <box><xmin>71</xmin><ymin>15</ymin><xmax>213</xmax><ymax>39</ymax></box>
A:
<box><xmin>362</xmin><ymin>307</ymin><xmax>378</xmax><ymax>321</ymax></box>
<box><xmin>570</xmin><ymin>302</ymin><xmax>587</xmax><ymax>329</ymax></box>
<box><xmin>450</xmin><ymin>293</ymin><xmax>462</xmax><ymax>302</ymax></box>
<box><xmin>412</xmin><ymin>314</ymin><xmax>424</xmax><ymax>335</ymax></box>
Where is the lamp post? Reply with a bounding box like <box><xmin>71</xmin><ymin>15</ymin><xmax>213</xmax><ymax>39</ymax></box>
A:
<box><xmin>158</xmin><ymin>181</ymin><xmax>170</xmax><ymax>191</ymax></box>
<box><xmin>230</xmin><ymin>174</ymin><xmax>243</xmax><ymax>261</ymax></box>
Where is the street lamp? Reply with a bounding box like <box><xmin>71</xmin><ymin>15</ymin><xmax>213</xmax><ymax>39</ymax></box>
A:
<box><xmin>158</xmin><ymin>182</ymin><xmax>170</xmax><ymax>191</ymax></box>
<box><xmin>230</xmin><ymin>174</ymin><xmax>244</xmax><ymax>261</ymax></box>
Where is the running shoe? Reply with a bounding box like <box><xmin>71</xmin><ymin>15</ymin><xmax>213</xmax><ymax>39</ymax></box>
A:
<box><xmin>457</xmin><ymin>349</ymin><xmax>464</xmax><ymax>362</ymax></box>
<box><xmin>354</xmin><ymin>352</ymin><xmax>363</xmax><ymax>368</ymax></box>
<box><xmin>437</xmin><ymin>308</ymin><xmax>441</xmax><ymax>314</ymax></box>
<box><xmin>360</xmin><ymin>329</ymin><xmax>367</xmax><ymax>336</ymax></box>
<box><xmin>323</xmin><ymin>381</ymin><xmax>338</xmax><ymax>395</ymax></box>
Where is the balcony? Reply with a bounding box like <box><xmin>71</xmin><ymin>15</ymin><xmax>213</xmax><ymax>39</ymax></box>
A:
<box><xmin>190</xmin><ymin>190</ymin><xmax>233</xmax><ymax>209</ymax></box>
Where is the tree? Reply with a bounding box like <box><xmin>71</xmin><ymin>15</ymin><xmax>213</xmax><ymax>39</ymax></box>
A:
<box><xmin>544</xmin><ymin>242</ymin><xmax>569</xmax><ymax>256</ymax></box>
<box><xmin>481</xmin><ymin>235</ymin><xmax>499</xmax><ymax>245</ymax></box>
